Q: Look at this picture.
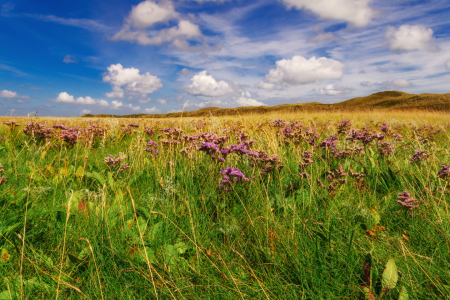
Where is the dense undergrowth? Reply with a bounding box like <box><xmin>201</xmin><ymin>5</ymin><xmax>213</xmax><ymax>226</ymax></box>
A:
<box><xmin>0</xmin><ymin>115</ymin><xmax>449</xmax><ymax>299</ymax></box>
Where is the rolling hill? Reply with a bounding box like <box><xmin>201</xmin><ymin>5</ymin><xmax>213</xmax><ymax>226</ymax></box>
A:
<box><xmin>82</xmin><ymin>91</ymin><xmax>450</xmax><ymax>118</ymax></box>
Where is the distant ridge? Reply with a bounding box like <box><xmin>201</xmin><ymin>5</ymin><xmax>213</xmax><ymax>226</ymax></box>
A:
<box><xmin>82</xmin><ymin>91</ymin><xmax>450</xmax><ymax>118</ymax></box>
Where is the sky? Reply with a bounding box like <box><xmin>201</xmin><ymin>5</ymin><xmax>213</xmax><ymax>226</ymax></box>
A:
<box><xmin>1</xmin><ymin>0</ymin><xmax>450</xmax><ymax>117</ymax></box>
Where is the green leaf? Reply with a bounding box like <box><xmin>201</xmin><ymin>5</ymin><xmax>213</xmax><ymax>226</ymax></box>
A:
<box><xmin>75</xmin><ymin>166</ymin><xmax>85</xmax><ymax>178</ymax></box>
<box><xmin>0</xmin><ymin>290</ymin><xmax>15</xmax><ymax>300</ymax></box>
<box><xmin>68</xmin><ymin>253</ymin><xmax>86</xmax><ymax>264</ymax></box>
<box><xmin>382</xmin><ymin>259</ymin><xmax>398</xmax><ymax>290</ymax></box>
<box><xmin>398</xmin><ymin>286</ymin><xmax>409</xmax><ymax>300</ymax></box>
<box><xmin>107</xmin><ymin>172</ymin><xmax>114</xmax><ymax>188</ymax></box>
<box><xmin>164</xmin><ymin>244</ymin><xmax>178</xmax><ymax>265</ymax></box>
<box><xmin>0</xmin><ymin>249</ymin><xmax>10</xmax><ymax>263</ymax></box>
<box><xmin>140</xmin><ymin>247</ymin><xmax>155</xmax><ymax>264</ymax></box>
<box><xmin>137</xmin><ymin>216</ymin><xmax>148</xmax><ymax>233</ymax></box>
<box><xmin>87</xmin><ymin>171</ymin><xmax>105</xmax><ymax>185</ymax></box>
<box><xmin>361</xmin><ymin>287</ymin><xmax>376</xmax><ymax>300</ymax></box>
<box><xmin>174</xmin><ymin>242</ymin><xmax>188</xmax><ymax>255</ymax></box>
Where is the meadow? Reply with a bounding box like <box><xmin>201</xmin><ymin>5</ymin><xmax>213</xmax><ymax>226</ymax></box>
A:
<box><xmin>0</xmin><ymin>111</ymin><xmax>449</xmax><ymax>299</ymax></box>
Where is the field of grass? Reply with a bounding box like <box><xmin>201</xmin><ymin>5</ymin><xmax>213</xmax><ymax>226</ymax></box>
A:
<box><xmin>1</xmin><ymin>111</ymin><xmax>450</xmax><ymax>299</ymax></box>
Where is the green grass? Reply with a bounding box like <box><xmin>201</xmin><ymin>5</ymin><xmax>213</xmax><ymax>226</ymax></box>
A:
<box><xmin>0</xmin><ymin>116</ymin><xmax>449</xmax><ymax>299</ymax></box>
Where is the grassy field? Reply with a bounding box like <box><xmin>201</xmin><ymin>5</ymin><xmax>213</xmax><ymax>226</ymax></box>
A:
<box><xmin>0</xmin><ymin>111</ymin><xmax>450</xmax><ymax>299</ymax></box>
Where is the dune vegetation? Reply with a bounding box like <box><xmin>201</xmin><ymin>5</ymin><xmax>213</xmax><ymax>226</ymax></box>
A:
<box><xmin>0</xmin><ymin>110</ymin><xmax>450</xmax><ymax>299</ymax></box>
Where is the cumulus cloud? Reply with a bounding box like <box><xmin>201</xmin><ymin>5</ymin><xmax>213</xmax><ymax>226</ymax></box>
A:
<box><xmin>111</xmin><ymin>100</ymin><xmax>123</xmax><ymax>109</ymax></box>
<box><xmin>281</xmin><ymin>0</ymin><xmax>376</xmax><ymax>27</ymax></box>
<box><xmin>102</xmin><ymin>63</ymin><xmax>162</xmax><ymax>99</ymax></box>
<box><xmin>0</xmin><ymin>89</ymin><xmax>29</xmax><ymax>100</ymax></box>
<box><xmin>184</xmin><ymin>71</ymin><xmax>234</xmax><ymax>97</ymax></box>
<box><xmin>111</xmin><ymin>1</ymin><xmax>204</xmax><ymax>50</ymax></box>
<box><xmin>0</xmin><ymin>90</ymin><xmax>18</xmax><ymax>98</ymax></box>
<box><xmin>54</xmin><ymin>92</ymin><xmax>109</xmax><ymax>106</ymax></box>
<box><xmin>144</xmin><ymin>107</ymin><xmax>161</xmax><ymax>113</ymax></box>
<box><xmin>63</xmin><ymin>55</ymin><xmax>78</xmax><ymax>64</ymax></box>
<box><xmin>318</xmin><ymin>85</ymin><xmax>353</xmax><ymax>96</ymax></box>
<box><xmin>386</xmin><ymin>25</ymin><xmax>438</xmax><ymax>52</ymax></box>
<box><xmin>235</xmin><ymin>91</ymin><xmax>265</xmax><ymax>106</ymax></box>
<box><xmin>259</xmin><ymin>55</ymin><xmax>346</xmax><ymax>89</ymax></box>
<box><xmin>138</xmin><ymin>98</ymin><xmax>152</xmax><ymax>104</ymax></box>
<box><xmin>157</xmin><ymin>99</ymin><xmax>167</xmax><ymax>104</ymax></box>
<box><xmin>81</xmin><ymin>109</ymin><xmax>91</xmax><ymax>114</ymax></box>
<box><xmin>446</xmin><ymin>60</ymin><xmax>450</xmax><ymax>70</ymax></box>
<box><xmin>128</xmin><ymin>0</ymin><xmax>178</xmax><ymax>28</ymax></box>
<box><xmin>381</xmin><ymin>79</ymin><xmax>413</xmax><ymax>88</ymax></box>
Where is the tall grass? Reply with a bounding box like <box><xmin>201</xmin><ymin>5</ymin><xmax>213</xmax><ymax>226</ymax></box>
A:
<box><xmin>0</xmin><ymin>112</ymin><xmax>449</xmax><ymax>299</ymax></box>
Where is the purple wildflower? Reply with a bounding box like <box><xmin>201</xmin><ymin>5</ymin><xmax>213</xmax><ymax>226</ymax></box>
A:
<box><xmin>219</xmin><ymin>167</ymin><xmax>251</xmax><ymax>191</ymax></box>
<box><xmin>377</xmin><ymin>142</ymin><xmax>395</xmax><ymax>157</ymax></box>
<box><xmin>437</xmin><ymin>165</ymin><xmax>450</xmax><ymax>179</ymax></box>
<box><xmin>409</xmin><ymin>150</ymin><xmax>433</xmax><ymax>164</ymax></box>
<box><xmin>104</xmin><ymin>152</ymin><xmax>127</xmax><ymax>167</ymax></box>
<box><xmin>397</xmin><ymin>190</ymin><xmax>419</xmax><ymax>211</ymax></box>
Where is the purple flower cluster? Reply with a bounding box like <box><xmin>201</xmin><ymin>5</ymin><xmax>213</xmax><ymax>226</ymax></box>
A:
<box><xmin>397</xmin><ymin>190</ymin><xmax>419</xmax><ymax>211</ymax></box>
<box><xmin>326</xmin><ymin>165</ymin><xmax>347</xmax><ymax>195</ymax></box>
<box><xmin>437</xmin><ymin>165</ymin><xmax>450</xmax><ymax>179</ymax></box>
<box><xmin>377</xmin><ymin>142</ymin><xmax>395</xmax><ymax>157</ymax></box>
<box><xmin>347</xmin><ymin>127</ymin><xmax>384</xmax><ymax>145</ymax></box>
<box><xmin>299</xmin><ymin>150</ymin><xmax>314</xmax><ymax>169</ymax></box>
<box><xmin>219</xmin><ymin>167</ymin><xmax>251</xmax><ymax>191</ymax></box>
<box><xmin>60</xmin><ymin>129</ymin><xmax>79</xmax><ymax>146</ymax></box>
<box><xmin>104</xmin><ymin>152</ymin><xmax>127</xmax><ymax>168</ymax></box>
<box><xmin>0</xmin><ymin>164</ymin><xmax>6</xmax><ymax>186</ymax></box>
<box><xmin>409</xmin><ymin>150</ymin><xmax>433</xmax><ymax>164</ymax></box>
<box><xmin>143</xmin><ymin>140</ymin><xmax>159</xmax><ymax>157</ymax></box>
<box><xmin>336</xmin><ymin>120</ymin><xmax>351</xmax><ymax>135</ymax></box>
<box><xmin>23</xmin><ymin>122</ymin><xmax>54</xmax><ymax>141</ymax></box>
<box><xmin>143</xmin><ymin>127</ymin><xmax>155</xmax><ymax>136</ymax></box>
<box><xmin>319</xmin><ymin>135</ymin><xmax>338</xmax><ymax>151</ymax></box>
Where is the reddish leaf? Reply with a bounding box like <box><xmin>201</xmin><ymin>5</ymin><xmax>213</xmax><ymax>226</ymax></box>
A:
<box><xmin>363</xmin><ymin>262</ymin><xmax>371</xmax><ymax>286</ymax></box>
<box><xmin>78</xmin><ymin>200</ymin><xmax>88</xmax><ymax>216</ymax></box>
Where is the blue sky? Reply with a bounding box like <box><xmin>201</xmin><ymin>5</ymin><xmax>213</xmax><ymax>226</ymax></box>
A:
<box><xmin>1</xmin><ymin>0</ymin><xmax>449</xmax><ymax>116</ymax></box>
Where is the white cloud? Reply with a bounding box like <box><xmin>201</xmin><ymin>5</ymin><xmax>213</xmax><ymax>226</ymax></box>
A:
<box><xmin>0</xmin><ymin>90</ymin><xmax>18</xmax><ymax>98</ymax></box>
<box><xmin>259</xmin><ymin>55</ymin><xmax>346</xmax><ymax>89</ymax></box>
<box><xmin>144</xmin><ymin>107</ymin><xmax>161</xmax><ymax>113</ymax></box>
<box><xmin>63</xmin><ymin>55</ymin><xmax>78</xmax><ymax>64</ymax></box>
<box><xmin>446</xmin><ymin>60</ymin><xmax>450</xmax><ymax>70</ymax></box>
<box><xmin>386</xmin><ymin>25</ymin><xmax>438</xmax><ymax>52</ymax></box>
<box><xmin>111</xmin><ymin>1</ymin><xmax>204</xmax><ymax>50</ymax></box>
<box><xmin>157</xmin><ymin>98</ymin><xmax>167</xmax><ymax>104</ymax></box>
<box><xmin>111</xmin><ymin>100</ymin><xmax>123</xmax><ymax>109</ymax></box>
<box><xmin>381</xmin><ymin>79</ymin><xmax>413</xmax><ymax>87</ymax></box>
<box><xmin>126</xmin><ymin>103</ymin><xmax>141</xmax><ymax>111</ymax></box>
<box><xmin>184</xmin><ymin>71</ymin><xmax>234</xmax><ymax>97</ymax></box>
<box><xmin>318</xmin><ymin>85</ymin><xmax>353</xmax><ymax>95</ymax></box>
<box><xmin>81</xmin><ymin>109</ymin><xmax>91</xmax><ymax>114</ymax></box>
<box><xmin>307</xmin><ymin>32</ymin><xmax>341</xmax><ymax>43</ymax></box>
<box><xmin>128</xmin><ymin>0</ymin><xmax>178</xmax><ymax>28</ymax></box>
<box><xmin>26</xmin><ymin>14</ymin><xmax>111</xmax><ymax>33</ymax></box>
<box><xmin>138</xmin><ymin>98</ymin><xmax>152</xmax><ymax>103</ymax></box>
<box><xmin>55</xmin><ymin>92</ymin><xmax>109</xmax><ymax>106</ymax></box>
<box><xmin>235</xmin><ymin>91</ymin><xmax>265</xmax><ymax>106</ymax></box>
<box><xmin>281</xmin><ymin>0</ymin><xmax>376</xmax><ymax>27</ymax></box>
<box><xmin>102</xmin><ymin>63</ymin><xmax>162</xmax><ymax>99</ymax></box>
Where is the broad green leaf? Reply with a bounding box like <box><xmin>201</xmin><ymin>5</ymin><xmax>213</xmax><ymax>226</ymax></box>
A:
<box><xmin>164</xmin><ymin>244</ymin><xmax>178</xmax><ymax>265</ymax></box>
<box><xmin>59</xmin><ymin>167</ymin><xmax>69</xmax><ymax>176</ymax></box>
<box><xmin>40</xmin><ymin>151</ymin><xmax>47</xmax><ymax>160</ymax></box>
<box><xmin>139</xmin><ymin>247</ymin><xmax>155</xmax><ymax>264</ymax></box>
<box><xmin>114</xmin><ymin>189</ymin><xmax>123</xmax><ymax>204</ymax></box>
<box><xmin>0</xmin><ymin>249</ymin><xmax>10</xmax><ymax>263</ymax></box>
<box><xmin>92</xmin><ymin>172</ymin><xmax>105</xmax><ymax>185</ymax></box>
<box><xmin>75</xmin><ymin>166</ymin><xmax>85</xmax><ymax>178</ymax></box>
<box><xmin>398</xmin><ymin>286</ymin><xmax>409</xmax><ymax>300</ymax></box>
<box><xmin>68</xmin><ymin>253</ymin><xmax>85</xmax><ymax>264</ymax></box>
<box><xmin>371</xmin><ymin>209</ymin><xmax>381</xmax><ymax>226</ymax></box>
<box><xmin>137</xmin><ymin>216</ymin><xmax>148</xmax><ymax>233</ymax></box>
<box><xmin>107</xmin><ymin>172</ymin><xmax>114</xmax><ymax>188</ymax></box>
<box><xmin>174</xmin><ymin>242</ymin><xmax>188</xmax><ymax>255</ymax></box>
<box><xmin>0</xmin><ymin>290</ymin><xmax>15</xmax><ymax>300</ymax></box>
<box><xmin>382</xmin><ymin>259</ymin><xmax>398</xmax><ymax>290</ymax></box>
<box><xmin>361</xmin><ymin>287</ymin><xmax>376</xmax><ymax>300</ymax></box>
